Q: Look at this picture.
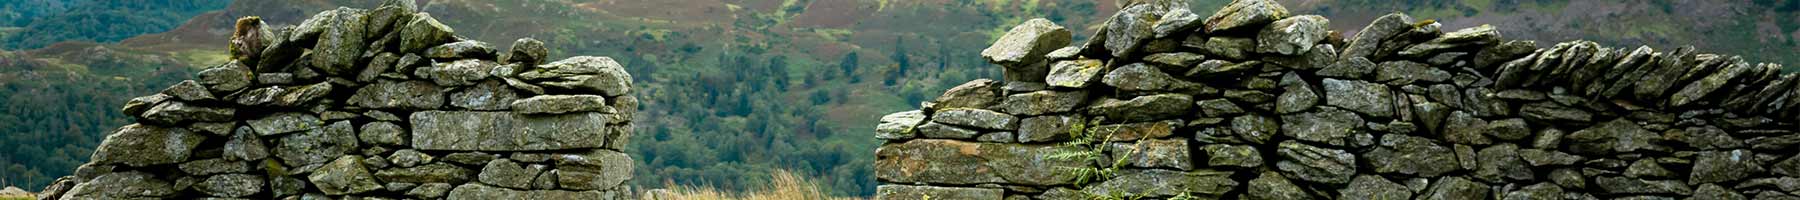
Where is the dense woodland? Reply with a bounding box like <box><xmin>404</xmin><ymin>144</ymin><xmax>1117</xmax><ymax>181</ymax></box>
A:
<box><xmin>4</xmin><ymin>0</ymin><xmax>1800</xmax><ymax>196</ymax></box>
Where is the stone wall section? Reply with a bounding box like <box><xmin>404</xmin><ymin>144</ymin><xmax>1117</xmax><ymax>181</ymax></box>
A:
<box><xmin>874</xmin><ymin>0</ymin><xmax>1800</xmax><ymax>199</ymax></box>
<box><xmin>35</xmin><ymin>1</ymin><xmax>637</xmax><ymax>200</ymax></box>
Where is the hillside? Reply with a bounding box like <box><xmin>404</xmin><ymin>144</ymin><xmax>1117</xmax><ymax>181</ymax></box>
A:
<box><xmin>3</xmin><ymin>0</ymin><xmax>1800</xmax><ymax>197</ymax></box>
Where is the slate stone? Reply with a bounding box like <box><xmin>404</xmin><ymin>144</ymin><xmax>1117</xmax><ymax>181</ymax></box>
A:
<box><xmin>91</xmin><ymin>124</ymin><xmax>205</xmax><ymax>167</ymax></box>
<box><xmin>410</xmin><ymin>111</ymin><xmax>609</xmax><ymax>151</ymax></box>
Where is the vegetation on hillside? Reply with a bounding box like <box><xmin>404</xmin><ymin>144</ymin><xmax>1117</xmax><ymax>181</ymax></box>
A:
<box><xmin>0</xmin><ymin>0</ymin><xmax>232</xmax><ymax>50</ymax></box>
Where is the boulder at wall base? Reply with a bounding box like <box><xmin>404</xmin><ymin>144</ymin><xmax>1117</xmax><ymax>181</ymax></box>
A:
<box><xmin>89</xmin><ymin>124</ymin><xmax>206</xmax><ymax>167</ymax></box>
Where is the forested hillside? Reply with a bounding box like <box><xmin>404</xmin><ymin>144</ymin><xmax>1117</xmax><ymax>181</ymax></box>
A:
<box><xmin>3</xmin><ymin>0</ymin><xmax>1800</xmax><ymax>196</ymax></box>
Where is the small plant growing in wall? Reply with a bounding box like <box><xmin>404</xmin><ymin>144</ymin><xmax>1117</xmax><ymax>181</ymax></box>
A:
<box><xmin>1046</xmin><ymin>119</ymin><xmax>1155</xmax><ymax>200</ymax></box>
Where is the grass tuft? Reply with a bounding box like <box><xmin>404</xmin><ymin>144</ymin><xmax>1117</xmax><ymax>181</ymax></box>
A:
<box><xmin>650</xmin><ymin>170</ymin><xmax>864</xmax><ymax>200</ymax></box>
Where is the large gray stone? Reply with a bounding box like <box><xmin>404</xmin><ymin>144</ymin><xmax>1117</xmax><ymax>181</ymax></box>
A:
<box><xmin>161</xmin><ymin>80</ymin><xmax>215</xmax><ymax>101</ymax></box>
<box><xmin>247</xmin><ymin>112</ymin><xmax>323</xmax><ymax>136</ymax></box>
<box><xmin>479</xmin><ymin>159</ymin><xmax>541</xmax><ymax>189</ymax></box>
<box><xmin>1081</xmin><ymin>169</ymin><xmax>1238</xmax><ymax>198</ymax></box>
<box><xmin>1340</xmin><ymin>13</ymin><xmax>1416</xmax><ymax>59</ymax></box>
<box><xmin>875</xmin><ymin>111</ymin><xmax>928</xmax><ymax>140</ymax></box>
<box><xmin>1202</xmin><ymin>144</ymin><xmax>1263</xmax><ymax>168</ymax></box>
<box><xmin>1366</xmin><ymin>134</ymin><xmax>1456</xmax><ymax>177</ymax></box>
<box><xmin>411</xmin><ymin>111</ymin><xmax>610</xmax><ymax>151</ymax></box>
<box><xmin>1566</xmin><ymin>119</ymin><xmax>1664</xmax><ymax>155</ymax></box>
<box><xmin>1474</xmin><ymin>144</ymin><xmax>1534</xmax><ymax>182</ymax></box>
<box><xmin>91</xmin><ymin>124</ymin><xmax>204</xmax><ymax>167</ymax></box>
<box><xmin>423</xmin><ymin>40</ymin><xmax>498</xmax><ymax>60</ymax></box>
<box><xmin>311</xmin><ymin>7</ymin><xmax>369</xmax><ymax>76</ymax></box>
<box><xmin>983</xmin><ymin>18</ymin><xmax>1070</xmax><ymax>82</ymax></box>
<box><xmin>1280</xmin><ymin>109</ymin><xmax>1363</xmax><ymax>147</ymax></box>
<box><xmin>377</xmin><ymin>163</ymin><xmax>475</xmax><ymax>183</ymax></box>
<box><xmin>400</xmin><ymin>13</ymin><xmax>456</xmax><ymax>53</ymax></box>
<box><xmin>415</xmin><ymin>59</ymin><xmax>499</xmax><ymax>87</ymax></box>
<box><xmin>503</xmin><ymin>38</ymin><xmax>550</xmax><ymax>65</ymax></box>
<box><xmin>875</xmin><ymin>139</ymin><xmax>1086</xmax><ymax>186</ymax></box>
<box><xmin>1691</xmin><ymin>149</ymin><xmax>1765</xmax><ymax>184</ymax></box>
<box><xmin>196</xmin><ymin>63</ymin><xmax>254</xmax><ymax>94</ymax></box>
<box><xmin>1374</xmin><ymin>60</ymin><xmax>1451</xmax><ymax>85</ymax></box>
<box><xmin>58</xmin><ymin>171</ymin><xmax>176</xmax><ymax>199</ymax></box>
<box><xmin>516</xmin><ymin>56</ymin><xmax>633</xmax><ymax>96</ymax></box>
<box><xmin>554</xmin><ymin>149</ymin><xmax>634</xmax><ymax>190</ymax></box>
<box><xmin>349</xmin><ymin>80</ymin><xmax>447</xmax><ymax>110</ymax></box>
<box><xmin>446</xmin><ymin>183</ymin><xmax>604</xmax><ymax>200</ymax></box>
<box><xmin>309</xmin><ymin>155</ymin><xmax>383</xmax><ymax>195</ymax></box>
<box><xmin>1417</xmin><ymin>176</ymin><xmax>1489</xmax><ymax>200</ymax></box>
<box><xmin>1046</xmin><ymin>59</ymin><xmax>1107</xmax><ymax>89</ymax></box>
<box><xmin>1103</xmin><ymin>63</ymin><xmax>1205</xmax><ymax>92</ymax></box>
<box><xmin>511</xmin><ymin>95</ymin><xmax>612</xmax><ymax>114</ymax></box>
<box><xmin>1322</xmin><ymin>78</ymin><xmax>1395</xmax><ymax>117</ymax></box>
<box><xmin>274</xmin><ymin>121</ymin><xmax>358</xmax><ymax>167</ymax></box>
<box><xmin>1257</xmin><ymin>15</ymin><xmax>1329</xmax><ymax>55</ymax></box>
<box><xmin>1001</xmin><ymin>90</ymin><xmax>1087</xmax><ymax>116</ymax></box>
<box><xmin>1232</xmin><ymin>114</ymin><xmax>1279</xmax><ymax>144</ymax></box>
<box><xmin>1338</xmin><ymin>175</ymin><xmax>1410</xmax><ymax>200</ymax></box>
<box><xmin>1276</xmin><ymin>140</ymin><xmax>1356</xmax><ymax>184</ymax></box>
<box><xmin>925</xmin><ymin>79</ymin><xmax>1002</xmax><ymax>111</ymax></box>
<box><xmin>139</xmin><ymin>101</ymin><xmax>235</xmax><ymax>125</ymax></box>
<box><xmin>1108</xmin><ymin>139</ymin><xmax>1192</xmax><ymax>170</ymax></box>
<box><xmin>1247</xmin><ymin>171</ymin><xmax>1311</xmax><ymax>200</ymax></box>
<box><xmin>223</xmin><ymin>127</ymin><xmax>270</xmax><ymax>161</ymax></box>
<box><xmin>1087</xmin><ymin>94</ymin><xmax>1194</xmax><ymax>123</ymax></box>
<box><xmin>875</xmin><ymin>185</ymin><xmax>1003</xmax><ymax>200</ymax></box>
<box><xmin>234</xmin><ymin>83</ymin><xmax>334</xmax><ymax>107</ymax></box>
<box><xmin>1203</xmin><ymin>0</ymin><xmax>1289</xmax><ymax>33</ymax></box>
<box><xmin>1277</xmin><ymin>73</ymin><xmax>1319</xmax><ymax>114</ymax></box>
<box><xmin>195</xmin><ymin>174</ymin><xmax>264</xmax><ymax>198</ymax></box>
<box><xmin>1018</xmin><ymin>115</ymin><xmax>1081</xmax><ymax>143</ymax></box>
<box><xmin>931</xmin><ymin>108</ymin><xmax>1019</xmax><ymax>131</ymax></box>
<box><xmin>359</xmin><ymin>121</ymin><xmax>406</xmax><ymax>146</ymax></box>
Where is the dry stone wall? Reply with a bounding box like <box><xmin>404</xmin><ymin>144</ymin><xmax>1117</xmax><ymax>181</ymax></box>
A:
<box><xmin>34</xmin><ymin>1</ymin><xmax>637</xmax><ymax>200</ymax></box>
<box><xmin>874</xmin><ymin>0</ymin><xmax>1800</xmax><ymax>199</ymax></box>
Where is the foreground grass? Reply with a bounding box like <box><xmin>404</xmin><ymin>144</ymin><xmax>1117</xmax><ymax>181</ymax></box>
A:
<box><xmin>649</xmin><ymin>170</ymin><xmax>866</xmax><ymax>200</ymax></box>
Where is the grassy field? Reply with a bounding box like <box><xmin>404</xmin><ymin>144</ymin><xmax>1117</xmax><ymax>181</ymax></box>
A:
<box><xmin>650</xmin><ymin>170</ymin><xmax>866</xmax><ymax>200</ymax></box>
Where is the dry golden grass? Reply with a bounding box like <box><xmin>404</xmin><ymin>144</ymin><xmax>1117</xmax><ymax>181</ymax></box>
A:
<box><xmin>648</xmin><ymin>170</ymin><xmax>866</xmax><ymax>200</ymax></box>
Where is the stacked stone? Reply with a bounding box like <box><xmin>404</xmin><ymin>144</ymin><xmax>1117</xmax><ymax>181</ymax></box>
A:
<box><xmin>874</xmin><ymin>0</ymin><xmax>1800</xmax><ymax>199</ymax></box>
<box><xmin>35</xmin><ymin>2</ymin><xmax>636</xmax><ymax>200</ymax></box>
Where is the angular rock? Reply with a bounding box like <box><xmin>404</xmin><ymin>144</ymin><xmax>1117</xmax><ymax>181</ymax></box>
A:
<box><xmin>1201</xmin><ymin>37</ymin><xmax>1257</xmax><ymax>60</ymax></box>
<box><xmin>1102</xmin><ymin>2</ymin><xmax>1179</xmax><ymax>58</ymax></box>
<box><xmin>1625</xmin><ymin>159</ymin><xmax>1675</xmax><ymax>178</ymax></box>
<box><xmin>1276</xmin><ymin>140</ymin><xmax>1356</xmax><ymax>184</ymax></box>
<box><xmin>511</xmin><ymin>95</ymin><xmax>611</xmax><ymax>114</ymax></box>
<box><xmin>310</xmin><ymin>155</ymin><xmax>383</xmax><ymax>195</ymax></box>
<box><xmin>931</xmin><ymin>108</ymin><xmax>1019</xmax><ymax>130</ymax></box>
<box><xmin>1144</xmin><ymin>52</ymin><xmax>1207</xmax><ymax>68</ymax></box>
<box><xmin>552</xmin><ymin>149</ymin><xmax>633</xmax><ymax>190</ymax></box>
<box><xmin>926</xmin><ymin>79</ymin><xmax>1002</xmax><ymax>111</ymax></box>
<box><xmin>1486</xmin><ymin>118</ymin><xmax>1532</xmax><ymax>140</ymax></box>
<box><xmin>517</xmin><ymin>56</ymin><xmax>633</xmax><ymax>96</ymax></box>
<box><xmin>235</xmin><ymin>82</ymin><xmax>334</xmax><ymax>107</ymax></box>
<box><xmin>195</xmin><ymin>174</ymin><xmax>264</xmax><ymax>198</ymax></box>
<box><xmin>1001</xmin><ymin>90</ymin><xmax>1087</xmax><ymax>116</ymax></box>
<box><xmin>1103</xmin><ymin>63</ymin><xmax>1204</xmax><ymax>92</ymax></box>
<box><xmin>1596</xmin><ymin>176</ymin><xmax>1692</xmax><ymax>195</ymax></box>
<box><xmin>1323</xmin><ymin>78</ymin><xmax>1395</xmax><ymax>117</ymax></box>
<box><xmin>350</xmin><ymin>80</ymin><xmax>447</xmax><ymax>110</ymax></box>
<box><xmin>446</xmin><ymin>183</ymin><xmax>604</xmax><ymax>200</ymax></box>
<box><xmin>1017</xmin><ymin>115</ymin><xmax>1080</xmax><ymax>143</ymax></box>
<box><xmin>1668</xmin><ymin>126</ymin><xmax>1744</xmax><ymax>150</ymax></box>
<box><xmin>1566</xmin><ymin>119</ymin><xmax>1663</xmax><ymax>155</ymax></box>
<box><xmin>1692</xmin><ymin>184</ymin><xmax>1748</xmax><ymax>200</ymax></box>
<box><xmin>121</xmin><ymin>94</ymin><xmax>171</xmax><ymax>117</ymax></box>
<box><xmin>311</xmin><ymin>7</ymin><xmax>369</xmax><ymax>76</ymax></box>
<box><xmin>1318</xmin><ymin>56</ymin><xmax>1377</xmax><ymax>79</ymax></box>
<box><xmin>876</xmin><ymin>111</ymin><xmax>928</xmax><ymax>140</ymax></box>
<box><xmin>410</xmin><ymin>111</ymin><xmax>609</xmax><ymax>151</ymax></box>
<box><xmin>162</xmin><ymin>80</ymin><xmax>215</xmax><ymax>101</ymax></box>
<box><xmin>1671</xmin><ymin>61</ymin><xmax>1753</xmax><ymax>107</ymax></box>
<box><xmin>359</xmin><ymin>121</ymin><xmax>406</xmax><ymax>146</ymax></box>
<box><xmin>1247</xmin><ymin>171</ymin><xmax>1311</xmax><ymax>200</ymax></box>
<box><xmin>1232</xmin><ymin>114</ymin><xmax>1279</xmax><ymax>144</ymax></box>
<box><xmin>1501</xmin><ymin>183</ymin><xmax>1563</xmax><ymax>200</ymax></box>
<box><xmin>1691</xmin><ymin>149</ymin><xmax>1765</xmax><ymax>184</ymax></box>
<box><xmin>91</xmin><ymin>124</ymin><xmax>205</xmax><ymax>167</ymax></box>
<box><xmin>1089</xmin><ymin>120</ymin><xmax>1181</xmax><ymax>141</ymax></box>
<box><xmin>1341</xmin><ymin>13</ymin><xmax>1417</xmax><ymax>59</ymax></box>
<box><xmin>875</xmin><ymin>185</ymin><xmax>1003</xmax><ymax>200</ymax></box>
<box><xmin>1257</xmin><ymin>15</ymin><xmax>1329</xmax><ymax>55</ymax></box>
<box><xmin>1198</xmin><ymin>98</ymin><xmax>1247</xmax><ymax>117</ymax></box>
<box><xmin>424</xmin><ymin>40</ymin><xmax>497</xmax><ymax>60</ymax></box>
<box><xmin>401</xmin><ymin>13</ymin><xmax>456</xmax><ymax>53</ymax></box>
<box><xmin>1202</xmin><ymin>144</ymin><xmax>1262</xmax><ymax>168</ymax></box>
<box><xmin>1046</xmin><ymin>59</ymin><xmax>1107</xmax><ymax>88</ymax></box>
<box><xmin>1521</xmin><ymin>102</ymin><xmax>1592</xmax><ymax>123</ymax></box>
<box><xmin>1400</xmin><ymin>25</ymin><xmax>1502</xmax><ymax>57</ymax></box>
<box><xmin>415</xmin><ymin>59</ymin><xmax>498</xmax><ymax>86</ymax></box>
<box><xmin>1277</xmin><ymin>73</ymin><xmax>1319</xmax><ymax>114</ymax></box>
<box><xmin>139</xmin><ymin>101</ymin><xmax>235</xmax><ymax>125</ymax></box>
<box><xmin>58</xmin><ymin>171</ymin><xmax>176</xmax><ymax>199</ymax></box>
<box><xmin>223</xmin><ymin>127</ymin><xmax>270</xmax><ymax>161</ymax></box>
<box><xmin>920</xmin><ymin>122</ymin><xmax>978</xmax><ymax>140</ymax></box>
<box><xmin>1474</xmin><ymin>144</ymin><xmax>1534</xmax><ymax>182</ymax></box>
<box><xmin>274</xmin><ymin>121</ymin><xmax>359</xmax><ymax>167</ymax></box>
<box><xmin>1280</xmin><ymin>109</ymin><xmax>1363</xmax><ymax>146</ymax></box>
<box><xmin>1203</xmin><ymin>0</ymin><xmax>1290</xmax><ymax>33</ymax></box>
<box><xmin>1108</xmin><ymin>139</ymin><xmax>1192</xmax><ymax>170</ymax></box>
<box><xmin>197</xmin><ymin>60</ymin><xmax>254</xmax><ymax>94</ymax></box>
<box><xmin>1417</xmin><ymin>176</ymin><xmax>1489</xmax><ymax>200</ymax></box>
<box><xmin>1087</xmin><ymin>94</ymin><xmax>1194</xmax><ymax>123</ymax></box>
<box><xmin>875</xmin><ymin>139</ymin><xmax>1085</xmax><ymax>186</ymax></box>
<box><xmin>1338</xmin><ymin>175</ymin><xmax>1411</xmax><ymax>200</ymax></box>
<box><xmin>389</xmin><ymin>149</ymin><xmax>435</xmax><ymax>168</ymax></box>
<box><xmin>479</xmin><ymin>159</ymin><xmax>540</xmax><ymax>189</ymax></box>
<box><xmin>376</xmin><ymin>163</ymin><xmax>474</xmax><ymax>183</ymax></box>
<box><xmin>1080</xmin><ymin>169</ymin><xmax>1237</xmax><ymax>198</ymax></box>
<box><xmin>1375</xmin><ymin>60</ymin><xmax>1451</xmax><ymax>85</ymax></box>
<box><xmin>1367</xmin><ymin>134</ymin><xmax>1457</xmax><ymax>177</ymax></box>
<box><xmin>1443</xmin><ymin>111</ymin><xmax>1493</xmax><ymax>145</ymax></box>
<box><xmin>247</xmin><ymin>112</ymin><xmax>323</xmax><ymax>136</ymax></box>
<box><xmin>503</xmin><ymin>38</ymin><xmax>550</xmax><ymax>65</ymax></box>
<box><xmin>986</xmin><ymin>17</ymin><xmax>1065</xmax><ymax>67</ymax></box>
<box><xmin>1519</xmin><ymin>149</ymin><xmax>1583</xmax><ymax>167</ymax></box>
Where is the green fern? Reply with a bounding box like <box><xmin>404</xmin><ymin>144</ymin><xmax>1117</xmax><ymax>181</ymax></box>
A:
<box><xmin>1049</xmin><ymin>119</ymin><xmax>1155</xmax><ymax>199</ymax></box>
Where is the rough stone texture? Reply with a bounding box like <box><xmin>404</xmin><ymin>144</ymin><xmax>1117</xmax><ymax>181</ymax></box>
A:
<box><xmin>411</xmin><ymin>111</ymin><xmax>610</xmax><ymax>151</ymax></box>
<box><xmin>875</xmin><ymin>185</ymin><xmax>1003</xmax><ymax>200</ymax></box>
<box><xmin>875</xmin><ymin>139</ymin><xmax>1086</xmax><ymax>186</ymax></box>
<box><xmin>39</xmin><ymin>6</ymin><xmax>638</xmax><ymax>200</ymax></box>
<box><xmin>982</xmin><ymin>18</ymin><xmax>1070</xmax><ymax>83</ymax></box>
<box><xmin>874</xmin><ymin>5</ymin><xmax>1800</xmax><ymax>199</ymax></box>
